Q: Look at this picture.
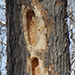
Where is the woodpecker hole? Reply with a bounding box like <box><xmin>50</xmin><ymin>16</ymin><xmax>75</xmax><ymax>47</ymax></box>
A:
<box><xmin>31</xmin><ymin>58</ymin><xmax>41</xmax><ymax>75</ymax></box>
<box><xmin>26</xmin><ymin>10</ymin><xmax>36</xmax><ymax>47</ymax></box>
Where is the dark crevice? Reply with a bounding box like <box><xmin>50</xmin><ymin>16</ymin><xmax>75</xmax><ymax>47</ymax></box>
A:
<box><xmin>31</xmin><ymin>58</ymin><xmax>39</xmax><ymax>75</ymax></box>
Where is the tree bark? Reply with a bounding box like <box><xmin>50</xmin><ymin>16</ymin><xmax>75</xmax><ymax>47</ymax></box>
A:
<box><xmin>6</xmin><ymin>0</ymin><xmax>70</xmax><ymax>75</ymax></box>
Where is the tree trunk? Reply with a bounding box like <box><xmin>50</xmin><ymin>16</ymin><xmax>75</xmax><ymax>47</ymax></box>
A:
<box><xmin>6</xmin><ymin>0</ymin><xmax>70</xmax><ymax>75</ymax></box>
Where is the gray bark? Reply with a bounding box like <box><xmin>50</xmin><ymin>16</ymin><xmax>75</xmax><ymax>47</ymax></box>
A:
<box><xmin>6</xmin><ymin>0</ymin><xmax>70</xmax><ymax>75</ymax></box>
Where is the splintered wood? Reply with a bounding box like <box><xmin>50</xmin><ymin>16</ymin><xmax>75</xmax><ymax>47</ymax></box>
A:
<box><xmin>22</xmin><ymin>0</ymin><xmax>54</xmax><ymax>75</ymax></box>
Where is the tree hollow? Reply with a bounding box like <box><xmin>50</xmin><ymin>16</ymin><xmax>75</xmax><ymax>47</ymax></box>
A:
<box><xmin>31</xmin><ymin>58</ymin><xmax>41</xmax><ymax>75</ymax></box>
<box><xmin>26</xmin><ymin>10</ymin><xmax>36</xmax><ymax>47</ymax></box>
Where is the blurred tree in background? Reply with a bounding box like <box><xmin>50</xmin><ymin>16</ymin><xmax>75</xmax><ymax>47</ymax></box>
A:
<box><xmin>67</xmin><ymin>0</ymin><xmax>75</xmax><ymax>75</ymax></box>
<box><xmin>0</xmin><ymin>0</ymin><xmax>7</xmax><ymax>75</ymax></box>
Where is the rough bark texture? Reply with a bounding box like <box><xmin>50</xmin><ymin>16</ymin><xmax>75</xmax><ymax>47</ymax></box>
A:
<box><xmin>6</xmin><ymin>0</ymin><xmax>70</xmax><ymax>75</ymax></box>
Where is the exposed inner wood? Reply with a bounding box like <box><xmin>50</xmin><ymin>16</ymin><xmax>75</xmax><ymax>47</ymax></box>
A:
<box><xmin>31</xmin><ymin>58</ymin><xmax>41</xmax><ymax>75</ymax></box>
<box><xmin>55</xmin><ymin>0</ymin><xmax>62</xmax><ymax>6</ymax></box>
<box><xmin>55</xmin><ymin>70</ymin><xmax>58</xmax><ymax>75</ymax></box>
<box><xmin>26</xmin><ymin>10</ymin><xmax>36</xmax><ymax>46</ymax></box>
